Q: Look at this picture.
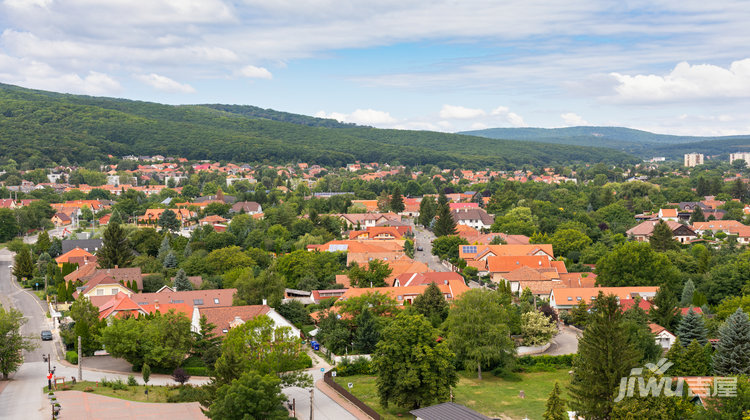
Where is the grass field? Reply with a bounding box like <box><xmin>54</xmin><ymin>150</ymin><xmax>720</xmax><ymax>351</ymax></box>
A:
<box><xmin>47</xmin><ymin>381</ymin><xmax>179</xmax><ymax>403</ymax></box>
<box><xmin>334</xmin><ymin>369</ymin><xmax>572</xmax><ymax>420</ymax></box>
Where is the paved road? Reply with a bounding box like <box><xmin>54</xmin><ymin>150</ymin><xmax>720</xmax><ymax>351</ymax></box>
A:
<box><xmin>412</xmin><ymin>225</ymin><xmax>449</xmax><ymax>272</ymax></box>
<box><xmin>0</xmin><ymin>249</ymin><xmax>55</xmax><ymax>419</ymax></box>
<box><xmin>542</xmin><ymin>325</ymin><xmax>581</xmax><ymax>356</ymax></box>
<box><xmin>284</xmin><ymin>353</ymin><xmax>356</xmax><ymax>420</ymax></box>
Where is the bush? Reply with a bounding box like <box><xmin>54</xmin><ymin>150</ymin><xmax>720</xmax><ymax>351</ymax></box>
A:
<box><xmin>172</xmin><ymin>368</ymin><xmax>191</xmax><ymax>385</ymax></box>
<box><xmin>102</xmin><ymin>378</ymin><xmax>128</xmax><ymax>390</ymax></box>
<box><xmin>298</xmin><ymin>352</ymin><xmax>313</xmax><ymax>369</ymax></box>
<box><xmin>335</xmin><ymin>357</ymin><xmax>373</xmax><ymax>377</ymax></box>
<box><xmin>166</xmin><ymin>385</ymin><xmax>209</xmax><ymax>403</ymax></box>
<box><xmin>127</xmin><ymin>375</ymin><xmax>137</xmax><ymax>386</ymax></box>
<box><xmin>516</xmin><ymin>354</ymin><xmax>574</xmax><ymax>370</ymax></box>
<box><xmin>182</xmin><ymin>366</ymin><xmax>209</xmax><ymax>376</ymax></box>
<box><xmin>65</xmin><ymin>350</ymin><xmax>78</xmax><ymax>365</ymax></box>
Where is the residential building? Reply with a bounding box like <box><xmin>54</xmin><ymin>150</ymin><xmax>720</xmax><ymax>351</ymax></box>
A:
<box><xmin>451</xmin><ymin>207</ymin><xmax>495</xmax><ymax>230</ymax></box>
<box><xmin>549</xmin><ymin>286</ymin><xmax>659</xmax><ymax>312</ymax></box>
<box><xmin>61</xmin><ymin>239</ymin><xmax>103</xmax><ymax>254</ymax></box>
<box><xmin>684</xmin><ymin>153</ymin><xmax>704</xmax><ymax>167</ymax></box>
<box><xmin>191</xmin><ymin>304</ymin><xmax>300</xmax><ymax>338</ymax></box>
<box><xmin>730</xmin><ymin>152</ymin><xmax>750</xmax><ymax>166</ymax></box>
<box><xmin>229</xmin><ymin>201</ymin><xmax>262</xmax><ymax>215</ymax></box>
<box><xmin>650</xmin><ymin>323</ymin><xmax>676</xmax><ymax>350</ymax></box>
<box><xmin>626</xmin><ymin>220</ymin><xmax>697</xmax><ymax>243</ymax></box>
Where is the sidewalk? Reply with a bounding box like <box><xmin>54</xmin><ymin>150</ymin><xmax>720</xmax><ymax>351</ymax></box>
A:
<box><xmin>315</xmin><ymin>378</ymin><xmax>374</xmax><ymax>420</ymax></box>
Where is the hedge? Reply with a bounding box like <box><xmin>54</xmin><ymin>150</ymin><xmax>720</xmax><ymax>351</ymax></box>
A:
<box><xmin>65</xmin><ymin>350</ymin><xmax>78</xmax><ymax>365</ymax></box>
<box><xmin>335</xmin><ymin>357</ymin><xmax>373</xmax><ymax>377</ymax></box>
<box><xmin>516</xmin><ymin>354</ymin><xmax>574</xmax><ymax>369</ymax></box>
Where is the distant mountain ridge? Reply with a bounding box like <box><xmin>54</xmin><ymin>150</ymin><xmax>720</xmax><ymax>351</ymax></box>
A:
<box><xmin>0</xmin><ymin>83</ymin><xmax>638</xmax><ymax>168</ymax></box>
<box><xmin>460</xmin><ymin>126</ymin><xmax>750</xmax><ymax>158</ymax></box>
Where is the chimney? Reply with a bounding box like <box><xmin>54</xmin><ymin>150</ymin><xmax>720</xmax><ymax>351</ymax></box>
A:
<box><xmin>262</xmin><ymin>298</ymin><xmax>267</xmax><ymax>306</ymax></box>
<box><xmin>154</xmin><ymin>299</ymin><xmax>159</xmax><ymax>311</ymax></box>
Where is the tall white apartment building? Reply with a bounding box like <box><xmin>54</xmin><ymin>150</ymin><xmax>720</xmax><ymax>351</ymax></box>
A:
<box><xmin>684</xmin><ymin>153</ymin><xmax>704</xmax><ymax>167</ymax></box>
<box><xmin>729</xmin><ymin>152</ymin><xmax>750</xmax><ymax>166</ymax></box>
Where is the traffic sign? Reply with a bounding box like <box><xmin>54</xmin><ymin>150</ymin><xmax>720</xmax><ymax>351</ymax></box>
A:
<box><xmin>320</xmin><ymin>368</ymin><xmax>324</xmax><ymax>372</ymax></box>
<box><xmin>47</xmin><ymin>373</ymin><xmax>53</xmax><ymax>380</ymax></box>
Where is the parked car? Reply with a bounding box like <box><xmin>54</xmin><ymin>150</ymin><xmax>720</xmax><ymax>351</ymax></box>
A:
<box><xmin>416</xmin><ymin>246</ymin><xmax>424</xmax><ymax>251</ymax></box>
<box><xmin>310</xmin><ymin>340</ymin><xmax>320</xmax><ymax>351</ymax></box>
<box><xmin>41</xmin><ymin>330</ymin><xmax>53</xmax><ymax>341</ymax></box>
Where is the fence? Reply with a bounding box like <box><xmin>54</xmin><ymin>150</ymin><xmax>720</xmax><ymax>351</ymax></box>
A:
<box><xmin>323</xmin><ymin>370</ymin><xmax>381</xmax><ymax>420</ymax></box>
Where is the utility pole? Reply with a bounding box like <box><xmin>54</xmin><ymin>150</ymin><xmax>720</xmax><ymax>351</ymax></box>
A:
<box><xmin>309</xmin><ymin>388</ymin><xmax>314</xmax><ymax>420</ymax></box>
<box><xmin>77</xmin><ymin>336</ymin><xmax>82</xmax><ymax>382</ymax></box>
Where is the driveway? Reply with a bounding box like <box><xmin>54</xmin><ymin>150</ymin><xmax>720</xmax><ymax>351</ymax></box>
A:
<box><xmin>542</xmin><ymin>326</ymin><xmax>581</xmax><ymax>356</ymax></box>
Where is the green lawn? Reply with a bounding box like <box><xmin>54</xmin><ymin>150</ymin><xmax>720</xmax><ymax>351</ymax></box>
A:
<box><xmin>46</xmin><ymin>381</ymin><xmax>179</xmax><ymax>403</ymax></box>
<box><xmin>334</xmin><ymin>369</ymin><xmax>572</xmax><ymax>420</ymax></box>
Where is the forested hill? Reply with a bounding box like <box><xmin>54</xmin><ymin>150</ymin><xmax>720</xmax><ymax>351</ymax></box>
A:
<box><xmin>460</xmin><ymin>126</ymin><xmax>750</xmax><ymax>158</ymax></box>
<box><xmin>0</xmin><ymin>83</ymin><xmax>637</xmax><ymax>167</ymax></box>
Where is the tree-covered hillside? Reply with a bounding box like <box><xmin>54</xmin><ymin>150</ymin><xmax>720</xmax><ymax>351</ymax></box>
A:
<box><xmin>461</xmin><ymin>126</ymin><xmax>750</xmax><ymax>158</ymax></box>
<box><xmin>0</xmin><ymin>83</ymin><xmax>637</xmax><ymax>168</ymax></box>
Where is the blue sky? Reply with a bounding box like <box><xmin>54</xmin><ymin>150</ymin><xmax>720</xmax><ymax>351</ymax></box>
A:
<box><xmin>1</xmin><ymin>0</ymin><xmax>750</xmax><ymax>136</ymax></box>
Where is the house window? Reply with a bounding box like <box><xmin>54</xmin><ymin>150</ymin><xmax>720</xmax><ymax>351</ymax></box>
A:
<box><xmin>576</xmin><ymin>297</ymin><xmax>582</xmax><ymax>301</ymax></box>
<box><xmin>214</xmin><ymin>298</ymin><xmax>220</xmax><ymax>304</ymax></box>
<box><xmin>222</xmin><ymin>329</ymin><xmax>228</xmax><ymax>334</ymax></box>
<box><xmin>111</xmin><ymin>288</ymin><xmax>118</xmax><ymax>295</ymax></box>
<box><xmin>397</xmin><ymin>295</ymin><xmax>403</xmax><ymax>301</ymax></box>
<box><xmin>172</xmin><ymin>300</ymin><xmax>184</xmax><ymax>304</ymax></box>
<box><xmin>193</xmin><ymin>299</ymin><xmax>204</xmax><ymax>305</ymax></box>
<box><xmin>97</xmin><ymin>289</ymin><xmax>104</xmax><ymax>295</ymax></box>
<box><xmin>567</xmin><ymin>297</ymin><xmax>572</xmax><ymax>301</ymax></box>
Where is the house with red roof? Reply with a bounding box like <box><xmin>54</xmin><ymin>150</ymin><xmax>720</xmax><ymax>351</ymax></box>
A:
<box><xmin>191</xmin><ymin>304</ymin><xmax>300</xmax><ymax>338</ymax></box>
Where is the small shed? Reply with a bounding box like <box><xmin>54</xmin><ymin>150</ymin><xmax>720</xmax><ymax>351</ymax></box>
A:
<box><xmin>410</xmin><ymin>402</ymin><xmax>489</xmax><ymax>420</ymax></box>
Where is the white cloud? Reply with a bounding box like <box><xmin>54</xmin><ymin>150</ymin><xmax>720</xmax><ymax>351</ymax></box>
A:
<box><xmin>239</xmin><ymin>65</ymin><xmax>272</xmax><ymax>79</ymax></box>
<box><xmin>490</xmin><ymin>105</ymin><xmax>526</xmax><ymax>127</ymax></box>
<box><xmin>315</xmin><ymin>108</ymin><xmax>397</xmax><ymax>126</ymax></box>
<box><xmin>0</xmin><ymin>53</ymin><xmax>121</xmax><ymax>95</ymax></box>
<box><xmin>135</xmin><ymin>73</ymin><xmax>195</xmax><ymax>93</ymax></box>
<box><xmin>561</xmin><ymin>112</ymin><xmax>588</xmax><ymax>126</ymax></box>
<box><xmin>439</xmin><ymin>104</ymin><xmax>485</xmax><ymax>119</ymax></box>
<box><xmin>608</xmin><ymin>58</ymin><xmax>750</xmax><ymax>103</ymax></box>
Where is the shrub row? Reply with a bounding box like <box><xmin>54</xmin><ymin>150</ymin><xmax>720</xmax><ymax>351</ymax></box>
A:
<box><xmin>65</xmin><ymin>350</ymin><xmax>78</xmax><ymax>365</ymax></box>
<box><xmin>335</xmin><ymin>357</ymin><xmax>374</xmax><ymax>377</ymax></box>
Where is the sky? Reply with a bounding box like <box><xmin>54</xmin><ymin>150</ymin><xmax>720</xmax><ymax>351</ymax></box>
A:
<box><xmin>1</xmin><ymin>0</ymin><xmax>750</xmax><ymax>136</ymax></box>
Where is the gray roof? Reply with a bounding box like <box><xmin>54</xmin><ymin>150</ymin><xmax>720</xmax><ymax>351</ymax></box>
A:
<box><xmin>410</xmin><ymin>402</ymin><xmax>490</xmax><ymax>420</ymax></box>
<box><xmin>62</xmin><ymin>239</ymin><xmax>103</xmax><ymax>254</ymax></box>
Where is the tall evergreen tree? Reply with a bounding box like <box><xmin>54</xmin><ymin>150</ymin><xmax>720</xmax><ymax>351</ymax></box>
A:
<box><xmin>108</xmin><ymin>209</ymin><xmax>123</xmax><ymax>225</ymax></box>
<box><xmin>35</xmin><ymin>230</ymin><xmax>51</xmax><ymax>255</ymax></box>
<box><xmin>433</xmin><ymin>197</ymin><xmax>456</xmax><ymax>237</ymax></box>
<box><xmin>418</xmin><ymin>196</ymin><xmax>436</xmax><ymax>227</ymax></box>
<box><xmin>98</xmin><ymin>222</ymin><xmax>133</xmax><ymax>268</ymax></box>
<box><xmin>158</xmin><ymin>235</ymin><xmax>171</xmax><ymax>260</ymax></box>
<box><xmin>390</xmin><ymin>185</ymin><xmax>405</xmax><ymax>213</ymax></box>
<box><xmin>681</xmin><ymin>279</ymin><xmax>695</xmax><ymax>306</ymax></box>
<box><xmin>413</xmin><ymin>282</ymin><xmax>449</xmax><ymax>327</ymax></box>
<box><xmin>713</xmin><ymin>308</ymin><xmax>750</xmax><ymax>375</ymax></box>
<box><xmin>650</xmin><ymin>287</ymin><xmax>679</xmax><ymax>331</ymax></box>
<box><xmin>689</xmin><ymin>206</ymin><xmax>705</xmax><ymax>223</ymax></box>
<box><xmin>158</xmin><ymin>209</ymin><xmax>180</xmax><ymax>232</ymax></box>
<box><xmin>173</xmin><ymin>269</ymin><xmax>193</xmax><ymax>291</ymax></box>
<box><xmin>570</xmin><ymin>293</ymin><xmax>640</xmax><ymax>420</ymax></box>
<box><xmin>163</xmin><ymin>251</ymin><xmax>178</xmax><ymax>269</ymax></box>
<box><xmin>354</xmin><ymin>309</ymin><xmax>379</xmax><ymax>354</ymax></box>
<box><xmin>650</xmin><ymin>220</ymin><xmax>678</xmax><ymax>252</ymax></box>
<box><xmin>676</xmin><ymin>308</ymin><xmax>708</xmax><ymax>346</ymax></box>
<box><xmin>543</xmin><ymin>382</ymin><xmax>567</xmax><ymax>420</ymax></box>
<box><xmin>679</xmin><ymin>340</ymin><xmax>713</xmax><ymax>376</ymax></box>
<box><xmin>11</xmin><ymin>247</ymin><xmax>34</xmax><ymax>281</ymax></box>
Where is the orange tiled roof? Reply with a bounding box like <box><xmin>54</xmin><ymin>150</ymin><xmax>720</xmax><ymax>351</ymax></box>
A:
<box><xmin>55</xmin><ymin>247</ymin><xmax>95</xmax><ymax>264</ymax></box>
